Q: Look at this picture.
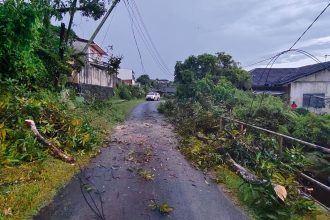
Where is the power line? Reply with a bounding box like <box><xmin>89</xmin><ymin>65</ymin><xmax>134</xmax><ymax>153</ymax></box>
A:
<box><xmin>100</xmin><ymin>6</ymin><xmax>117</xmax><ymax>47</ymax></box>
<box><xmin>289</xmin><ymin>2</ymin><xmax>330</xmax><ymax>50</ymax></box>
<box><xmin>123</xmin><ymin>0</ymin><xmax>146</xmax><ymax>73</ymax></box>
<box><xmin>126</xmin><ymin>0</ymin><xmax>171</xmax><ymax>76</ymax></box>
<box><xmin>82</xmin><ymin>0</ymin><xmax>120</xmax><ymax>53</ymax></box>
<box><xmin>244</xmin><ymin>2</ymin><xmax>330</xmax><ymax>68</ymax></box>
<box><xmin>124</xmin><ymin>0</ymin><xmax>172</xmax><ymax>76</ymax></box>
<box><xmin>244</xmin><ymin>57</ymin><xmax>273</xmax><ymax>68</ymax></box>
<box><xmin>130</xmin><ymin>0</ymin><xmax>172</xmax><ymax>74</ymax></box>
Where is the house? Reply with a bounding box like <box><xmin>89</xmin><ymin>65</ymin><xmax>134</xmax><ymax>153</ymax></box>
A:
<box><xmin>156</xmin><ymin>79</ymin><xmax>170</xmax><ymax>84</ymax></box>
<box><xmin>69</xmin><ymin>37</ymin><xmax>121</xmax><ymax>100</ymax></box>
<box><xmin>118</xmin><ymin>69</ymin><xmax>136</xmax><ymax>85</ymax></box>
<box><xmin>250</xmin><ymin>61</ymin><xmax>330</xmax><ymax>113</ymax></box>
<box><xmin>73</xmin><ymin>37</ymin><xmax>107</xmax><ymax>63</ymax></box>
<box><xmin>155</xmin><ymin>86</ymin><xmax>176</xmax><ymax>95</ymax></box>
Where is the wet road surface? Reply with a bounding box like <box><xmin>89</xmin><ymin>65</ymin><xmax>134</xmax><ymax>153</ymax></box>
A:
<box><xmin>35</xmin><ymin>101</ymin><xmax>247</xmax><ymax>220</ymax></box>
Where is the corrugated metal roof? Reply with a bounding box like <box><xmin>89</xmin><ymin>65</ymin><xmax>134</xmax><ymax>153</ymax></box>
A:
<box><xmin>250</xmin><ymin>61</ymin><xmax>330</xmax><ymax>87</ymax></box>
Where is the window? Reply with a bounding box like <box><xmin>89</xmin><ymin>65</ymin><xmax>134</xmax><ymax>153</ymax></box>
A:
<box><xmin>303</xmin><ymin>93</ymin><xmax>325</xmax><ymax>108</ymax></box>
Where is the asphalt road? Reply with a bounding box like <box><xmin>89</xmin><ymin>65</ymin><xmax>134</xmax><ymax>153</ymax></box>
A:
<box><xmin>35</xmin><ymin>101</ymin><xmax>247</xmax><ymax>220</ymax></box>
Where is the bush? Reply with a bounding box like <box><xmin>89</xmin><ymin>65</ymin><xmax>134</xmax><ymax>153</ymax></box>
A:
<box><xmin>291</xmin><ymin>113</ymin><xmax>330</xmax><ymax>146</ymax></box>
<box><xmin>0</xmin><ymin>85</ymin><xmax>101</xmax><ymax>165</ymax></box>
<box><xmin>0</xmin><ymin>1</ymin><xmax>47</xmax><ymax>85</ymax></box>
<box><xmin>115</xmin><ymin>84</ymin><xmax>145</xmax><ymax>100</ymax></box>
<box><xmin>116</xmin><ymin>85</ymin><xmax>132</xmax><ymax>100</ymax></box>
<box><xmin>160</xmin><ymin>52</ymin><xmax>329</xmax><ymax>219</ymax></box>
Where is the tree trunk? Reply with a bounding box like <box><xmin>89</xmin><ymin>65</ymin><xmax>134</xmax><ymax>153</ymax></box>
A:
<box><xmin>225</xmin><ymin>153</ymin><xmax>265</xmax><ymax>183</ymax></box>
<box><xmin>64</xmin><ymin>0</ymin><xmax>78</xmax><ymax>45</ymax></box>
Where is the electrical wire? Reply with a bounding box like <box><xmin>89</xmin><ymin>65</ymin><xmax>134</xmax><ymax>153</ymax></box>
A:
<box><xmin>100</xmin><ymin>6</ymin><xmax>117</xmax><ymax>47</ymax></box>
<box><xmin>289</xmin><ymin>2</ymin><xmax>330</xmax><ymax>50</ymax></box>
<box><xmin>130</xmin><ymin>0</ymin><xmax>172</xmax><ymax>74</ymax></box>
<box><xmin>124</xmin><ymin>0</ymin><xmax>172</xmax><ymax>76</ymax></box>
<box><xmin>244</xmin><ymin>2</ymin><xmax>330</xmax><ymax>69</ymax></box>
<box><xmin>125</xmin><ymin>0</ymin><xmax>171</xmax><ymax>76</ymax></box>
<box><xmin>248</xmin><ymin>48</ymin><xmax>328</xmax><ymax>114</ymax></box>
<box><xmin>123</xmin><ymin>0</ymin><xmax>146</xmax><ymax>74</ymax></box>
<box><xmin>76</xmin><ymin>163</ymin><xmax>106</xmax><ymax>220</ymax></box>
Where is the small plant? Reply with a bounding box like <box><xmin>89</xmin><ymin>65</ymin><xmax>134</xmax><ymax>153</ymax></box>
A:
<box><xmin>148</xmin><ymin>200</ymin><xmax>174</xmax><ymax>215</ymax></box>
<box><xmin>137</xmin><ymin>168</ymin><xmax>154</xmax><ymax>181</ymax></box>
<box><xmin>159</xmin><ymin>203</ymin><xmax>174</xmax><ymax>215</ymax></box>
<box><xmin>144</xmin><ymin>147</ymin><xmax>153</xmax><ymax>157</ymax></box>
<box><xmin>127</xmin><ymin>150</ymin><xmax>136</xmax><ymax>161</ymax></box>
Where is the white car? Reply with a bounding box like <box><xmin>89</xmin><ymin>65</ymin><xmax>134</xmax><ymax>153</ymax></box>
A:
<box><xmin>146</xmin><ymin>92</ymin><xmax>160</xmax><ymax>101</ymax></box>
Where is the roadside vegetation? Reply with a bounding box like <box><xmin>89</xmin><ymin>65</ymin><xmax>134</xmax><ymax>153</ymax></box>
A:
<box><xmin>0</xmin><ymin>0</ymin><xmax>143</xmax><ymax>219</ymax></box>
<box><xmin>115</xmin><ymin>84</ymin><xmax>145</xmax><ymax>100</ymax></box>
<box><xmin>0</xmin><ymin>98</ymin><xmax>142</xmax><ymax>219</ymax></box>
<box><xmin>158</xmin><ymin>52</ymin><xmax>330</xmax><ymax>219</ymax></box>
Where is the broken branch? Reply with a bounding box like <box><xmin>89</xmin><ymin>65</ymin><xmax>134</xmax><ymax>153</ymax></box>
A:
<box><xmin>25</xmin><ymin>120</ymin><xmax>75</xmax><ymax>164</ymax></box>
<box><xmin>225</xmin><ymin>153</ymin><xmax>287</xmax><ymax>202</ymax></box>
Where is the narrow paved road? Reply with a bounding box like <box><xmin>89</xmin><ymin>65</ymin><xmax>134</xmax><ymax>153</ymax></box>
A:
<box><xmin>35</xmin><ymin>102</ymin><xmax>247</xmax><ymax>220</ymax></box>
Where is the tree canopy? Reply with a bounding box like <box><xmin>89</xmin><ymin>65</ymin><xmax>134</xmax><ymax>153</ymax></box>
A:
<box><xmin>174</xmin><ymin>52</ymin><xmax>251</xmax><ymax>90</ymax></box>
<box><xmin>50</xmin><ymin>0</ymin><xmax>107</xmax><ymax>20</ymax></box>
<box><xmin>136</xmin><ymin>74</ymin><xmax>152</xmax><ymax>86</ymax></box>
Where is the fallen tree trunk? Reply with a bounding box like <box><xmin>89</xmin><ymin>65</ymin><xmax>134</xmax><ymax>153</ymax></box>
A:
<box><xmin>224</xmin><ymin>153</ymin><xmax>287</xmax><ymax>202</ymax></box>
<box><xmin>25</xmin><ymin>120</ymin><xmax>75</xmax><ymax>164</ymax></box>
<box><xmin>225</xmin><ymin>153</ymin><xmax>265</xmax><ymax>184</ymax></box>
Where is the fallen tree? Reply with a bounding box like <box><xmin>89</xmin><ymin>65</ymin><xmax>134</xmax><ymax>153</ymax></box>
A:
<box><xmin>25</xmin><ymin>120</ymin><xmax>75</xmax><ymax>164</ymax></box>
<box><xmin>225</xmin><ymin>153</ymin><xmax>287</xmax><ymax>202</ymax></box>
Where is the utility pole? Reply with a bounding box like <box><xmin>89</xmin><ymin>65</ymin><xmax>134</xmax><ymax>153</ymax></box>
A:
<box><xmin>325</xmin><ymin>55</ymin><xmax>330</xmax><ymax>62</ymax></box>
<box><xmin>82</xmin><ymin>0</ymin><xmax>120</xmax><ymax>53</ymax></box>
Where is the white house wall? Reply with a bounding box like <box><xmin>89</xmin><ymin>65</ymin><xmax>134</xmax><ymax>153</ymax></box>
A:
<box><xmin>72</xmin><ymin>65</ymin><xmax>114</xmax><ymax>88</ymax></box>
<box><xmin>290</xmin><ymin>69</ymin><xmax>330</xmax><ymax>113</ymax></box>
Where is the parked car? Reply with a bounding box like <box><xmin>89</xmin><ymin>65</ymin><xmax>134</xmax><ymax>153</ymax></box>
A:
<box><xmin>146</xmin><ymin>92</ymin><xmax>160</xmax><ymax>101</ymax></box>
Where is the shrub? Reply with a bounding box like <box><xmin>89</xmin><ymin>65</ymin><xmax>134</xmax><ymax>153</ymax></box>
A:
<box><xmin>0</xmin><ymin>1</ymin><xmax>47</xmax><ymax>85</ymax></box>
<box><xmin>0</xmin><ymin>85</ymin><xmax>100</xmax><ymax>165</ymax></box>
<box><xmin>160</xmin><ymin>52</ymin><xmax>329</xmax><ymax>219</ymax></box>
<box><xmin>116</xmin><ymin>85</ymin><xmax>132</xmax><ymax>100</ymax></box>
<box><xmin>115</xmin><ymin>84</ymin><xmax>145</xmax><ymax>100</ymax></box>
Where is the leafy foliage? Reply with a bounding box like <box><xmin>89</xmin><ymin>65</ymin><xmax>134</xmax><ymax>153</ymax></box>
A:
<box><xmin>115</xmin><ymin>84</ymin><xmax>145</xmax><ymax>100</ymax></box>
<box><xmin>160</xmin><ymin>52</ymin><xmax>329</xmax><ymax>219</ymax></box>
<box><xmin>136</xmin><ymin>74</ymin><xmax>151</xmax><ymax>86</ymax></box>
<box><xmin>50</xmin><ymin>0</ymin><xmax>107</xmax><ymax>20</ymax></box>
<box><xmin>106</xmin><ymin>54</ymin><xmax>123</xmax><ymax>75</ymax></box>
<box><xmin>174</xmin><ymin>52</ymin><xmax>251</xmax><ymax>90</ymax></box>
<box><xmin>0</xmin><ymin>0</ymin><xmax>47</xmax><ymax>85</ymax></box>
<box><xmin>0</xmin><ymin>86</ymin><xmax>101</xmax><ymax>165</ymax></box>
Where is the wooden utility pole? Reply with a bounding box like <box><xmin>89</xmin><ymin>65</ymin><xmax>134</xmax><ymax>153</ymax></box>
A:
<box><xmin>82</xmin><ymin>0</ymin><xmax>120</xmax><ymax>54</ymax></box>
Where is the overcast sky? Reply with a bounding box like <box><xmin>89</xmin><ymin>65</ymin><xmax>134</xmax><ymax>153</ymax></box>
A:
<box><xmin>63</xmin><ymin>0</ymin><xmax>330</xmax><ymax>80</ymax></box>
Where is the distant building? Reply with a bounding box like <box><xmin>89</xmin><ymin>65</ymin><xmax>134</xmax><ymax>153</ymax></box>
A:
<box><xmin>250</xmin><ymin>61</ymin><xmax>330</xmax><ymax>113</ymax></box>
<box><xmin>68</xmin><ymin>37</ymin><xmax>122</xmax><ymax>100</ymax></box>
<box><xmin>73</xmin><ymin>37</ymin><xmax>107</xmax><ymax>63</ymax></box>
<box><xmin>118</xmin><ymin>69</ymin><xmax>136</xmax><ymax>85</ymax></box>
<box><xmin>156</xmin><ymin>79</ymin><xmax>170</xmax><ymax>83</ymax></box>
<box><xmin>70</xmin><ymin>37</ymin><xmax>121</xmax><ymax>88</ymax></box>
<box><xmin>155</xmin><ymin>86</ymin><xmax>176</xmax><ymax>95</ymax></box>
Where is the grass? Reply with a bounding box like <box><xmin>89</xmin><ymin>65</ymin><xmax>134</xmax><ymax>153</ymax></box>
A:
<box><xmin>0</xmin><ymin>98</ymin><xmax>144</xmax><ymax>220</ymax></box>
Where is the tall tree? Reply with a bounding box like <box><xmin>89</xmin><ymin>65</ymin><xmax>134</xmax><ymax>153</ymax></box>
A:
<box><xmin>136</xmin><ymin>74</ymin><xmax>151</xmax><ymax>86</ymax></box>
<box><xmin>174</xmin><ymin>52</ymin><xmax>251</xmax><ymax>89</ymax></box>
<box><xmin>50</xmin><ymin>0</ymin><xmax>108</xmax><ymax>52</ymax></box>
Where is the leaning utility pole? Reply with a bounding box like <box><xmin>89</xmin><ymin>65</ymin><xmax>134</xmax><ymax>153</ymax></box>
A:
<box><xmin>82</xmin><ymin>0</ymin><xmax>120</xmax><ymax>53</ymax></box>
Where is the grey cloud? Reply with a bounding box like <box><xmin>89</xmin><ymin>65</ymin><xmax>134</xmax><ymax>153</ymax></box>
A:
<box><xmin>66</xmin><ymin>0</ymin><xmax>330</xmax><ymax>79</ymax></box>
